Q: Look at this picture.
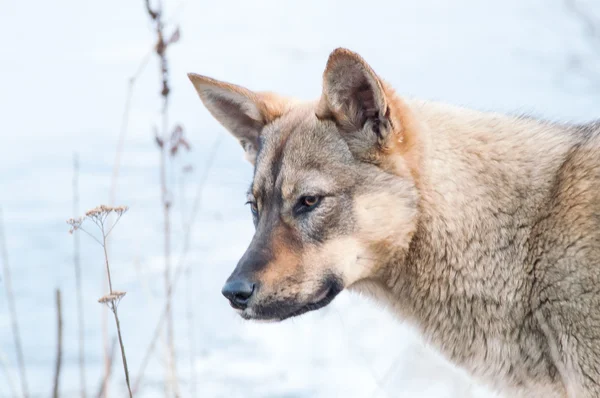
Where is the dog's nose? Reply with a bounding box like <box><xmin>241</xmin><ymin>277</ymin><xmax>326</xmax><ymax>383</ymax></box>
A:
<box><xmin>222</xmin><ymin>279</ymin><xmax>255</xmax><ymax>309</ymax></box>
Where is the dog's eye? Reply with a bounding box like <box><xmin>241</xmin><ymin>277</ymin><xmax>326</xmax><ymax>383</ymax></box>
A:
<box><xmin>295</xmin><ymin>195</ymin><xmax>321</xmax><ymax>215</ymax></box>
<box><xmin>302</xmin><ymin>196</ymin><xmax>319</xmax><ymax>207</ymax></box>
<box><xmin>246</xmin><ymin>201</ymin><xmax>259</xmax><ymax>216</ymax></box>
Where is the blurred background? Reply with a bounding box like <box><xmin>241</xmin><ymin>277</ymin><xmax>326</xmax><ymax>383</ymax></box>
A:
<box><xmin>1</xmin><ymin>0</ymin><xmax>599</xmax><ymax>397</ymax></box>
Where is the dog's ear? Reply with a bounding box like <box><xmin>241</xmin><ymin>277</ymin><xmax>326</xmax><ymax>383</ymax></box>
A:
<box><xmin>188</xmin><ymin>74</ymin><xmax>290</xmax><ymax>164</ymax></box>
<box><xmin>317</xmin><ymin>48</ymin><xmax>397</xmax><ymax>159</ymax></box>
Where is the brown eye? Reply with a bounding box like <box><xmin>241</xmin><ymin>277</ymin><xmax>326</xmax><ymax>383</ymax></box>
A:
<box><xmin>303</xmin><ymin>196</ymin><xmax>319</xmax><ymax>207</ymax></box>
<box><xmin>295</xmin><ymin>195</ymin><xmax>321</xmax><ymax>215</ymax></box>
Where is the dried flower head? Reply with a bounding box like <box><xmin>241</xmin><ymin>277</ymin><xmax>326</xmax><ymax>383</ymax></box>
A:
<box><xmin>67</xmin><ymin>200</ymin><xmax>131</xmax><ymax>396</ymax></box>
<box><xmin>85</xmin><ymin>204</ymin><xmax>128</xmax><ymax>218</ymax></box>
<box><xmin>113</xmin><ymin>206</ymin><xmax>129</xmax><ymax>216</ymax></box>
<box><xmin>67</xmin><ymin>204</ymin><xmax>129</xmax><ymax>238</ymax></box>
<box><xmin>67</xmin><ymin>217</ymin><xmax>84</xmax><ymax>234</ymax></box>
<box><xmin>98</xmin><ymin>291</ymin><xmax>127</xmax><ymax>309</ymax></box>
<box><xmin>98</xmin><ymin>291</ymin><xmax>126</xmax><ymax>303</ymax></box>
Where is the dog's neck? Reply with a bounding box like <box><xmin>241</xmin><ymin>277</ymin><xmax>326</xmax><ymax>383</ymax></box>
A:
<box><xmin>350</xmin><ymin>100</ymin><xmax>578</xmax><ymax>388</ymax></box>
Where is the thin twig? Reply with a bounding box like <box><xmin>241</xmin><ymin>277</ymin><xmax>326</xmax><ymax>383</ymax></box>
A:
<box><xmin>52</xmin><ymin>289</ymin><xmax>63</xmax><ymax>398</ymax></box>
<box><xmin>104</xmin><ymin>41</ymin><xmax>153</xmax><ymax>398</ymax></box>
<box><xmin>181</xmin><ymin>164</ymin><xmax>196</xmax><ymax>397</ymax></box>
<box><xmin>112</xmin><ymin>306</ymin><xmax>132</xmax><ymax>398</ymax></box>
<box><xmin>77</xmin><ymin>227</ymin><xmax>103</xmax><ymax>246</ymax></box>
<box><xmin>181</xmin><ymin>141</ymin><xmax>222</xmax><ymax>398</ymax></box>
<box><xmin>144</xmin><ymin>0</ymin><xmax>181</xmax><ymax>395</ymax></box>
<box><xmin>102</xmin><ymin>231</ymin><xmax>115</xmax><ymax>294</ymax></box>
<box><xmin>75</xmin><ymin>207</ymin><xmax>110</xmax><ymax>398</ymax></box>
<box><xmin>70</xmin><ymin>207</ymin><xmax>132</xmax><ymax>398</ymax></box>
<box><xmin>109</xmin><ymin>45</ymin><xmax>154</xmax><ymax>208</ymax></box>
<box><xmin>0</xmin><ymin>208</ymin><xmax>29</xmax><ymax>398</ymax></box>
<box><xmin>95</xmin><ymin>338</ymin><xmax>117</xmax><ymax>398</ymax></box>
<box><xmin>100</xmin><ymin>217</ymin><xmax>132</xmax><ymax>398</ymax></box>
<box><xmin>101</xmin><ymin>294</ymin><xmax>110</xmax><ymax>398</ymax></box>
<box><xmin>176</xmin><ymin>123</ymin><xmax>195</xmax><ymax>398</ymax></box>
<box><xmin>73</xmin><ymin>154</ymin><xmax>87</xmax><ymax>398</ymax></box>
<box><xmin>132</xmin><ymin>255</ymin><xmax>170</xmax><ymax>365</ymax></box>
<box><xmin>105</xmin><ymin>215</ymin><xmax>126</xmax><ymax>239</ymax></box>
<box><xmin>132</xmin><ymin>138</ymin><xmax>221</xmax><ymax>395</ymax></box>
<box><xmin>186</xmin><ymin>264</ymin><xmax>196</xmax><ymax>398</ymax></box>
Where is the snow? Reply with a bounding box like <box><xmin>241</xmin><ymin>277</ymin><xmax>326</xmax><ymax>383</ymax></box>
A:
<box><xmin>0</xmin><ymin>0</ymin><xmax>598</xmax><ymax>397</ymax></box>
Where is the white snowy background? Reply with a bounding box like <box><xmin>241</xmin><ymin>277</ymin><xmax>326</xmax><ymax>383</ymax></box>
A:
<box><xmin>1</xmin><ymin>0</ymin><xmax>599</xmax><ymax>397</ymax></box>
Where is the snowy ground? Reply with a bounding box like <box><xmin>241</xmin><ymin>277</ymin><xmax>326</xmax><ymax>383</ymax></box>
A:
<box><xmin>1</xmin><ymin>0</ymin><xmax>599</xmax><ymax>397</ymax></box>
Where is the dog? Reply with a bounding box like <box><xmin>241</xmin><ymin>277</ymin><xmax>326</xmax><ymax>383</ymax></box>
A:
<box><xmin>188</xmin><ymin>48</ymin><xmax>600</xmax><ymax>397</ymax></box>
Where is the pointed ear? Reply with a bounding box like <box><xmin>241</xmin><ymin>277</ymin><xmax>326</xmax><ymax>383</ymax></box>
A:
<box><xmin>188</xmin><ymin>73</ymin><xmax>290</xmax><ymax>164</ymax></box>
<box><xmin>317</xmin><ymin>48</ymin><xmax>396</xmax><ymax>157</ymax></box>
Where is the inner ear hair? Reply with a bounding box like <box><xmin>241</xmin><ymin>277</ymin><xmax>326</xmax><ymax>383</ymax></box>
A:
<box><xmin>318</xmin><ymin>48</ymin><xmax>389</xmax><ymax>134</ymax></box>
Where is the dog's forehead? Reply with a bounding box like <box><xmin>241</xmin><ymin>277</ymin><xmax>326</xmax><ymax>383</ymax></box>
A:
<box><xmin>252</xmin><ymin>107</ymin><xmax>350</xmax><ymax>198</ymax></box>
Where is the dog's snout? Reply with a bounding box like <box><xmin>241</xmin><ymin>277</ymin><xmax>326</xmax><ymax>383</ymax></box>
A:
<box><xmin>222</xmin><ymin>279</ymin><xmax>255</xmax><ymax>309</ymax></box>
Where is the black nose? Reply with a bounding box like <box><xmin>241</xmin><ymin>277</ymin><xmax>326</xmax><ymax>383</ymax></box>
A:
<box><xmin>222</xmin><ymin>279</ymin><xmax>255</xmax><ymax>309</ymax></box>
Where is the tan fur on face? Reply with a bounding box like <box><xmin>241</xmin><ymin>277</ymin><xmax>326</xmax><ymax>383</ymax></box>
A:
<box><xmin>298</xmin><ymin>185</ymin><xmax>418</xmax><ymax>288</ymax></box>
<box><xmin>259</xmin><ymin>226</ymin><xmax>301</xmax><ymax>287</ymax></box>
<box><xmin>379</xmin><ymin>83</ymin><xmax>428</xmax><ymax>187</ymax></box>
<box><xmin>301</xmin><ymin>236</ymin><xmax>370</xmax><ymax>285</ymax></box>
<box><xmin>354</xmin><ymin>190</ymin><xmax>417</xmax><ymax>250</ymax></box>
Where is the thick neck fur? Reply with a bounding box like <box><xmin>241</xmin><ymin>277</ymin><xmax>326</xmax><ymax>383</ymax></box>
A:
<box><xmin>352</xmin><ymin>100</ymin><xmax>582</xmax><ymax>396</ymax></box>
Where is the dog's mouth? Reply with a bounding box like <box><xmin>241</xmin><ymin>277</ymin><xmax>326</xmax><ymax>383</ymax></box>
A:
<box><xmin>239</xmin><ymin>277</ymin><xmax>343</xmax><ymax>321</ymax></box>
<box><xmin>281</xmin><ymin>280</ymin><xmax>341</xmax><ymax>319</ymax></box>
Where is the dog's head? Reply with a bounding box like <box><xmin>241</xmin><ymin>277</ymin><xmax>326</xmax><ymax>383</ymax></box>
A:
<box><xmin>189</xmin><ymin>48</ymin><xmax>420</xmax><ymax>321</ymax></box>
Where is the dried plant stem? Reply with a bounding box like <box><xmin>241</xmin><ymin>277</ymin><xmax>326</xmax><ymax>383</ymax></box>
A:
<box><xmin>69</xmin><ymin>209</ymin><xmax>132</xmax><ymax>398</ymax></box>
<box><xmin>109</xmin><ymin>48</ymin><xmax>153</xmax><ymax>207</ymax></box>
<box><xmin>100</xmin><ymin>226</ymin><xmax>132</xmax><ymax>398</ymax></box>
<box><xmin>52</xmin><ymin>289</ymin><xmax>63</xmax><ymax>398</ymax></box>
<box><xmin>113</xmin><ymin>306</ymin><xmax>131</xmax><ymax>397</ymax></box>
<box><xmin>178</xmin><ymin>170</ymin><xmax>197</xmax><ymax>398</ymax></box>
<box><xmin>73</xmin><ymin>154</ymin><xmax>87</xmax><ymax>398</ymax></box>
<box><xmin>101</xmin><ymin>299</ymin><xmax>110</xmax><ymax>398</ymax></box>
<box><xmin>161</xmin><ymin>41</ymin><xmax>178</xmax><ymax>398</ymax></box>
<box><xmin>186</xmin><ymin>265</ymin><xmax>196</xmax><ymax>398</ymax></box>
<box><xmin>144</xmin><ymin>0</ymin><xmax>179</xmax><ymax>394</ymax></box>
<box><xmin>132</xmin><ymin>138</ymin><xmax>221</xmax><ymax>395</ymax></box>
<box><xmin>132</xmin><ymin>256</ymin><xmax>171</xmax><ymax>364</ymax></box>
<box><xmin>104</xmin><ymin>42</ymin><xmax>153</xmax><ymax>398</ymax></box>
<box><xmin>178</xmin><ymin>164</ymin><xmax>196</xmax><ymax>397</ymax></box>
<box><xmin>101</xmin><ymin>261</ymin><xmax>110</xmax><ymax>398</ymax></box>
<box><xmin>161</xmin><ymin>123</ymin><xmax>177</xmax><ymax>398</ymax></box>
<box><xmin>0</xmin><ymin>208</ymin><xmax>29</xmax><ymax>398</ymax></box>
<box><xmin>95</xmin><ymin>338</ymin><xmax>117</xmax><ymax>398</ymax></box>
<box><xmin>102</xmin><ymin>236</ymin><xmax>115</xmax><ymax>293</ymax></box>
